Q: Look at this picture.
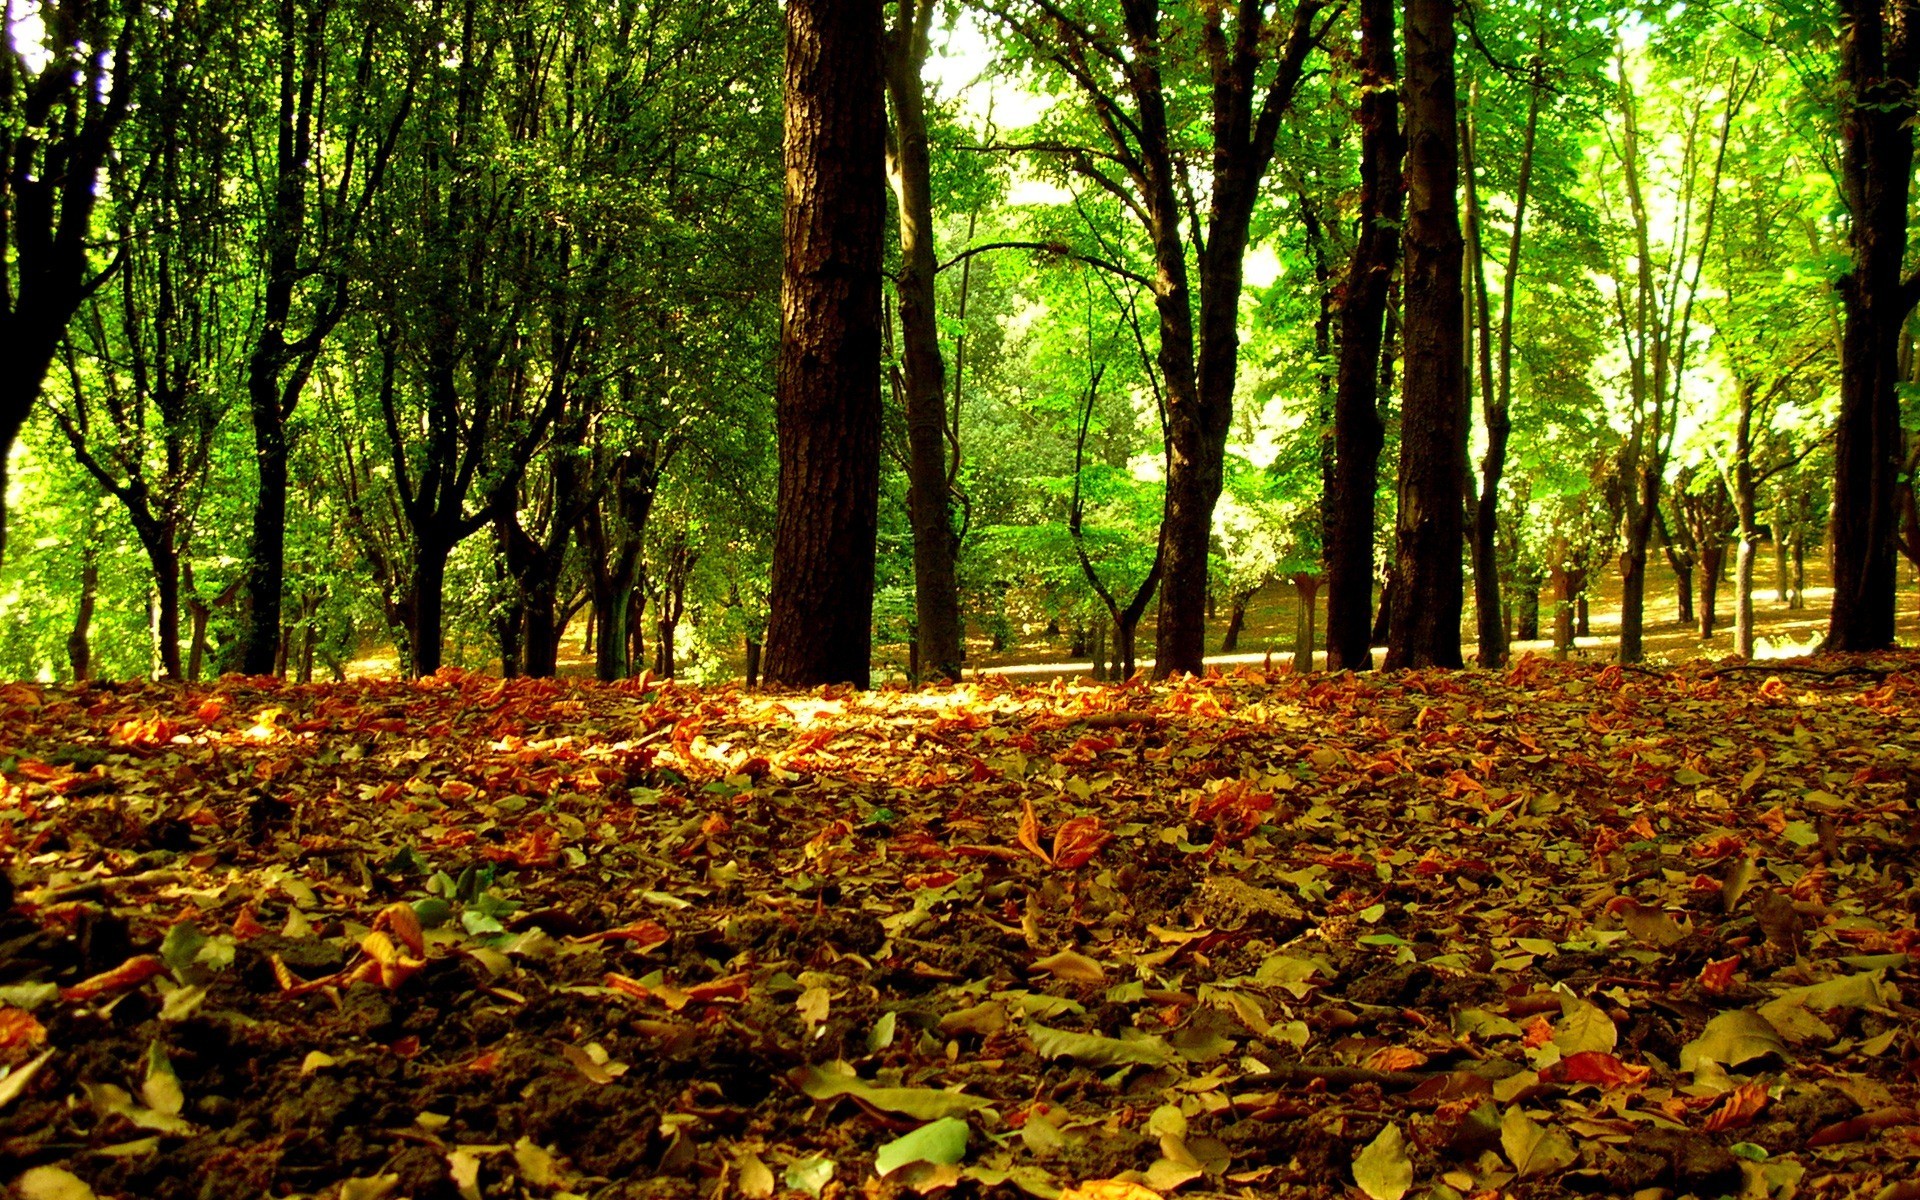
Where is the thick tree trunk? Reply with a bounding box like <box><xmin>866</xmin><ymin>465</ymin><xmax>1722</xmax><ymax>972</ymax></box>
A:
<box><xmin>410</xmin><ymin>542</ymin><xmax>452</xmax><ymax>675</ymax></box>
<box><xmin>1384</xmin><ymin>0</ymin><xmax>1465</xmax><ymax>671</ymax></box>
<box><xmin>886</xmin><ymin>0</ymin><xmax>963</xmax><ymax>684</ymax></box>
<box><xmin>1327</xmin><ymin>0</ymin><xmax>1404</xmax><ymax>672</ymax></box>
<box><xmin>523</xmin><ymin>585</ymin><xmax>562</xmax><ymax>677</ymax></box>
<box><xmin>764</xmin><ymin>0</ymin><xmax>886</xmax><ymax>688</ymax></box>
<box><xmin>241</xmin><ymin>384</ymin><xmax>291</xmax><ymax>676</ymax></box>
<box><xmin>1830</xmin><ymin>0</ymin><xmax>1919</xmax><ymax>651</ymax></box>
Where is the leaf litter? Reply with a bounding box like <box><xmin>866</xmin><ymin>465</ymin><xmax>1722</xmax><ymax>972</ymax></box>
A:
<box><xmin>0</xmin><ymin>656</ymin><xmax>1915</xmax><ymax>1198</ymax></box>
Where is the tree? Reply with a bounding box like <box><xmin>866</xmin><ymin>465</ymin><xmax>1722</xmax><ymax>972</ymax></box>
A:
<box><xmin>1593</xmin><ymin>47</ymin><xmax>1739</xmax><ymax>663</ymax></box>
<box><xmin>1828</xmin><ymin>0</ymin><xmax>1920</xmax><ymax>649</ymax></box>
<box><xmin>887</xmin><ymin>0</ymin><xmax>965</xmax><ymax>683</ymax></box>
<box><xmin>1325</xmin><ymin>0</ymin><xmax>1403</xmax><ymax>671</ymax></box>
<box><xmin>236</xmin><ymin>0</ymin><xmax>416</xmax><ymax>674</ymax></box>
<box><xmin>1383</xmin><ymin>0</ymin><xmax>1465</xmax><ymax>670</ymax></box>
<box><xmin>763</xmin><ymin>0</ymin><xmax>888</xmax><ymax>688</ymax></box>
<box><xmin>991</xmin><ymin>0</ymin><xmax>1332</xmax><ymax>678</ymax></box>
<box><xmin>0</xmin><ymin>0</ymin><xmax>139</xmax><ymax>564</ymax></box>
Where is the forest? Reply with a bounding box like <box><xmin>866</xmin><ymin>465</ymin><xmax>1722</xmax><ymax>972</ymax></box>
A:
<box><xmin>1</xmin><ymin>0</ymin><xmax>1907</xmax><ymax>690</ymax></box>
<box><xmin>7</xmin><ymin>6</ymin><xmax>1920</xmax><ymax>1200</ymax></box>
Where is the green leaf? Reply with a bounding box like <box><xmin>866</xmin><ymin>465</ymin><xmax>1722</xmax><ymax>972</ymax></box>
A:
<box><xmin>159</xmin><ymin>922</ymin><xmax>207</xmax><ymax>981</ymax></box>
<box><xmin>1352</xmin><ymin>1123</ymin><xmax>1414</xmax><ymax>1200</ymax></box>
<box><xmin>792</xmin><ymin>1065</ymin><xmax>990</xmax><ymax>1120</ymax></box>
<box><xmin>1679</xmin><ymin>1010</ymin><xmax>1788</xmax><ymax>1072</ymax></box>
<box><xmin>1027</xmin><ymin>1023</ymin><xmax>1175</xmax><ymax>1067</ymax></box>
<box><xmin>783</xmin><ymin>1155</ymin><xmax>834</xmax><ymax>1197</ymax></box>
<box><xmin>142</xmin><ymin>1041</ymin><xmax>184</xmax><ymax>1118</ymax></box>
<box><xmin>412</xmin><ymin>897</ymin><xmax>454</xmax><ymax>929</ymax></box>
<box><xmin>874</xmin><ymin>1117</ymin><xmax>970</xmax><ymax>1177</ymax></box>
<box><xmin>1552</xmin><ymin>998</ymin><xmax>1617</xmax><ymax>1056</ymax></box>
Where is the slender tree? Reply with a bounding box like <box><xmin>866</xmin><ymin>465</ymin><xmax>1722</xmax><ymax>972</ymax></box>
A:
<box><xmin>764</xmin><ymin>0</ymin><xmax>888</xmax><ymax>687</ymax></box>
<box><xmin>1326</xmin><ymin>0</ymin><xmax>1404</xmax><ymax>670</ymax></box>
<box><xmin>993</xmin><ymin>0</ymin><xmax>1333</xmax><ymax>677</ymax></box>
<box><xmin>886</xmin><ymin>0</ymin><xmax>965</xmax><ymax>682</ymax></box>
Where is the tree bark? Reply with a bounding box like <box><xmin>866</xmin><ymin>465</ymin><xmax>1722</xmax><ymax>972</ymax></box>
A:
<box><xmin>764</xmin><ymin>0</ymin><xmax>887</xmax><ymax>688</ymax></box>
<box><xmin>1291</xmin><ymin>573</ymin><xmax>1321</xmax><ymax>671</ymax></box>
<box><xmin>0</xmin><ymin>2</ymin><xmax>134</xmax><ymax>565</ymax></box>
<box><xmin>1327</xmin><ymin>0</ymin><xmax>1404</xmax><ymax>671</ymax></box>
<box><xmin>1830</xmin><ymin>0</ymin><xmax>1920</xmax><ymax>650</ymax></box>
<box><xmin>1384</xmin><ymin>0</ymin><xmax>1465</xmax><ymax>670</ymax></box>
<box><xmin>886</xmin><ymin>0</ymin><xmax>963</xmax><ymax>684</ymax></box>
<box><xmin>67</xmin><ymin>539</ymin><xmax>99</xmax><ymax>681</ymax></box>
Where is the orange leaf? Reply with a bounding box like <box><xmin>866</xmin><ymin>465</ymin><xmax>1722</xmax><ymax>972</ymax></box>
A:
<box><xmin>1017</xmin><ymin>796</ymin><xmax>1051</xmax><ymax>865</ymax></box>
<box><xmin>604</xmin><ymin>973</ymin><xmax>652</xmax><ymax>1001</ymax></box>
<box><xmin>1050</xmin><ymin>816</ymin><xmax>1111</xmax><ymax>870</ymax></box>
<box><xmin>1542</xmin><ymin>1051</ymin><xmax>1648</xmax><ymax>1091</ymax></box>
<box><xmin>585</xmin><ymin>920</ymin><xmax>672</xmax><ymax>952</ymax></box>
<box><xmin>1702</xmin><ymin>1080</ymin><xmax>1770</xmax><ymax>1132</ymax></box>
<box><xmin>61</xmin><ymin>954</ymin><xmax>167</xmax><ymax>1002</ymax></box>
<box><xmin>1365</xmin><ymin>1046</ymin><xmax>1430</xmax><ymax>1072</ymax></box>
<box><xmin>374</xmin><ymin>903</ymin><xmax>426</xmax><ymax>957</ymax></box>
<box><xmin>1698</xmin><ymin>956</ymin><xmax>1740</xmax><ymax>995</ymax></box>
<box><xmin>0</xmin><ymin>1007</ymin><xmax>47</xmax><ymax>1056</ymax></box>
<box><xmin>231</xmin><ymin>906</ymin><xmax>269</xmax><ymax>940</ymax></box>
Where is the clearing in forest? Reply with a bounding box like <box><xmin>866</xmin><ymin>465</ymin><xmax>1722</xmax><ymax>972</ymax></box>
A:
<box><xmin>1</xmin><ymin>659</ymin><xmax>1917</xmax><ymax>1200</ymax></box>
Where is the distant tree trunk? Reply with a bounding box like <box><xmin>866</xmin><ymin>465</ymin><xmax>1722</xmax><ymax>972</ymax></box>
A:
<box><xmin>1577</xmin><ymin>591</ymin><xmax>1591</xmax><ymax>638</ymax></box>
<box><xmin>764</xmin><ymin>0</ymin><xmax>886</xmax><ymax>689</ymax></box>
<box><xmin>1515</xmin><ymin>572</ymin><xmax>1541</xmax><ymax>642</ymax></box>
<box><xmin>1830</xmin><ymin>0</ymin><xmax>1920</xmax><ymax>651</ymax></box>
<box><xmin>1384</xmin><ymin>0</ymin><xmax>1465</xmax><ymax>670</ymax></box>
<box><xmin>886</xmin><ymin>0</ymin><xmax>962</xmax><ymax>684</ymax></box>
<box><xmin>1699</xmin><ymin>542</ymin><xmax>1727</xmax><ymax>639</ymax></box>
<box><xmin>1326</xmin><ymin>0</ymin><xmax>1404</xmax><ymax>671</ymax></box>
<box><xmin>1660</xmin><ymin>506</ymin><xmax>1696</xmax><ymax>627</ymax></box>
<box><xmin>1290</xmin><ymin>573</ymin><xmax>1321</xmax><ymax>671</ymax></box>
<box><xmin>745</xmin><ymin>637</ymin><xmax>763</xmax><ymax>688</ymax></box>
<box><xmin>1772</xmin><ymin>522</ymin><xmax>1790</xmax><ymax>603</ymax></box>
<box><xmin>1089</xmin><ymin>621</ymin><xmax>1109</xmax><ymax>683</ymax></box>
<box><xmin>1549</xmin><ymin>534</ymin><xmax>1578</xmax><ymax>656</ymax></box>
<box><xmin>1221</xmin><ymin>584</ymin><xmax>1257</xmax><ymax>652</ymax></box>
<box><xmin>68</xmin><ymin>541</ymin><xmax>99</xmax><ymax>682</ymax></box>
<box><xmin>1791</xmin><ymin>534</ymin><xmax>1806</xmax><ymax>608</ymax></box>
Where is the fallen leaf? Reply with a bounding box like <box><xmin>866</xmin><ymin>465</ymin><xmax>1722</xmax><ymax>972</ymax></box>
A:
<box><xmin>1352</xmin><ymin>1122</ymin><xmax>1413</xmax><ymax>1200</ymax></box>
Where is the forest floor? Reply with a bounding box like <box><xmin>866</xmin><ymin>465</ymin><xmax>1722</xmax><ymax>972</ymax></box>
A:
<box><xmin>2</xmin><ymin>656</ymin><xmax>1919</xmax><ymax>1199</ymax></box>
